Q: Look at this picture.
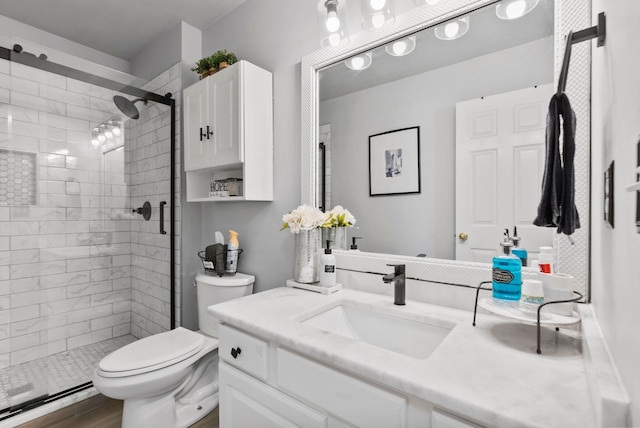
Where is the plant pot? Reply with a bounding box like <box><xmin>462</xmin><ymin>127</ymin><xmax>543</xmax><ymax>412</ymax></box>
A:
<box><xmin>325</xmin><ymin>227</ymin><xmax>348</xmax><ymax>250</ymax></box>
<box><xmin>218</xmin><ymin>61</ymin><xmax>230</xmax><ymax>70</ymax></box>
<box><xmin>294</xmin><ymin>228</ymin><xmax>321</xmax><ymax>283</ymax></box>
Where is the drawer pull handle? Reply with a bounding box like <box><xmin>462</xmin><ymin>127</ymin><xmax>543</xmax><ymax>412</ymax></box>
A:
<box><xmin>231</xmin><ymin>347</ymin><xmax>242</xmax><ymax>359</ymax></box>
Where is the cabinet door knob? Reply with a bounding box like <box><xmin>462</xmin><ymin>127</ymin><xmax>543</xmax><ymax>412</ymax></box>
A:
<box><xmin>231</xmin><ymin>347</ymin><xmax>242</xmax><ymax>359</ymax></box>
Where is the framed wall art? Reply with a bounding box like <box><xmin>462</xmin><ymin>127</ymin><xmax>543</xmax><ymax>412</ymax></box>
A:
<box><xmin>368</xmin><ymin>126</ymin><xmax>421</xmax><ymax>196</ymax></box>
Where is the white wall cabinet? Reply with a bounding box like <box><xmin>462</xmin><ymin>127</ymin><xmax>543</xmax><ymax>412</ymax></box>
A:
<box><xmin>217</xmin><ymin>324</ymin><xmax>482</xmax><ymax>428</ymax></box>
<box><xmin>183</xmin><ymin>60</ymin><xmax>273</xmax><ymax>201</ymax></box>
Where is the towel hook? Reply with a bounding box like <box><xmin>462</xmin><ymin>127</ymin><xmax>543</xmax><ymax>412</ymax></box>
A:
<box><xmin>557</xmin><ymin>12</ymin><xmax>606</xmax><ymax>97</ymax></box>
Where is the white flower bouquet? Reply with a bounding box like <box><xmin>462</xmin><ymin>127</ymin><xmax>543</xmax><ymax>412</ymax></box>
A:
<box><xmin>281</xmin><ymin>204</ymin><xmax>326</xmax><ymax>234</ymax></box>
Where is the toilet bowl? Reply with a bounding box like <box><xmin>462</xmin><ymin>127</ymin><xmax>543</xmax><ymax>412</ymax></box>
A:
<box><xmin>93</xmin><ymin>273</ymin><xmax>254</xmax><ymax>428</ymax></box>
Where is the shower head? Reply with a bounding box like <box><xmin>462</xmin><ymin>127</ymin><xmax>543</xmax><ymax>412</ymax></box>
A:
<box><xmin>113</xmin><ymin>95</ymin><xmax>148</xmax><ymax>120</ymax></box>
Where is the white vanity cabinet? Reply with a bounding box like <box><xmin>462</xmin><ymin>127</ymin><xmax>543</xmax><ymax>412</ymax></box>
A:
<box><xmin>183</xmin><ymin>60</ymin><xmax>273</xmax><ymax>201</ymax></box>
<box><xmin>218</xmin><ymin>324</ymin><xmax>482</xmax><ymax>428</ymax></box>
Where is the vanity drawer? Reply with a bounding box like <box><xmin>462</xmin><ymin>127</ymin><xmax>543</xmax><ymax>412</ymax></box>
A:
<box><xmin>219</xmin><ymin>324</ymin><xmax>269</xmax><ymax>381</ymax></box>
<box><xmin>277</xmin><ymin>348</ymin><xmax>407</xmax><ymax>427</ymax></box>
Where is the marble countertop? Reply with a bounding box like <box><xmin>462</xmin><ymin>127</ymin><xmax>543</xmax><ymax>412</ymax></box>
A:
<box><xmin>209</xmin><ymin>286</ymin><xmax>599</xmax><ymax>428</ymax></box>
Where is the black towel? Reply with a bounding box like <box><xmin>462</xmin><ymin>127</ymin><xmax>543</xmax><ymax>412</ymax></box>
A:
<box><xmin>533</xmin><ymin>93</ymin><xmax>580</xmax><ymax>235</ymax></box>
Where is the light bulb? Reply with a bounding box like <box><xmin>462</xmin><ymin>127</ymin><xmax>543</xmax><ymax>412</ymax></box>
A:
<box><xmin>385</xmin><ymin>36</ymin><xmax>416</xmax><ymax>57</ymax></box>
<box><xmin>371</xmin><ymin>14</ymin><xmax>386</xmax><ymax>28</ymax></box>
<box><xmin>112</xmin><ymin>124</ymin><xmax>121</xmax><ymax>136</ymax></box>
<box><xmin>444</xmin><ymin>22</ymin><xmax>460</xmax><ymax>38</ymax></box>
<box><xmin>326</xmin><ymin>11</ymin><xmax>340</xmax><ymax>32</ymax></box>
<box><xmin>91</xmin><ymin>137</ymin><xmax>100</xmax><ymax>148</ymax></box>
<box><xmin>370</xmin><ymin>0</ymin><xmax>386</xmax><ymax>10</ymax></box>
<box><xmin>328</xmin><ymin>33</ymin><xmax>341</xmax><ymax>46</ymax></box>
<box><xmin>506</xmin><ymin>0</ymin><xmax>526</xmax><ymax>18</ymax></box>
<box><xmin>434</xmin><ymin>16</ymin><xmax>469</xmax><ymax>40</ymax></box>
<box><xmin>496</xmin><ymin>0</ymin><xmax>539</xmax><ymax>20</ymax></box>
<box><xmin>104</xmin><ymin>126</ymin><xmax>113</xmax><ymax>139</ymax></box>
<box><xmin>352</xmin><ymin>57</ymin><xmax>365</xmax><ymax>69</ymax></box>
<box><xmin>345</xmin><ymin>53</ymin><xmax>372</xmax><ymax>70</ymax></box>
<box><xmin>392</xmin><ymin>41</ymin><xmax>407</xmax><ymax>55</ymax></box>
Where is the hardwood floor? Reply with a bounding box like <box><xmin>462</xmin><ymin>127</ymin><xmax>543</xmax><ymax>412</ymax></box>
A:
<box><xmin>17</xmin><ymin>394</ymin><xmax>220</xmax><ymax>428</ymax></box>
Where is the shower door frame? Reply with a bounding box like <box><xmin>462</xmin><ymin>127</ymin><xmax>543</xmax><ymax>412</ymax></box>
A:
<box><xmin>0</xmin><ymin>43</ymin><xmax>177</xmax><ymax>415</ymax></box>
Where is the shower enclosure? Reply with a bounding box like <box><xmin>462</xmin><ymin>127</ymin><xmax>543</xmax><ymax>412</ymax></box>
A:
<box><xmin>0</xmin><ymin>44</ymin><xmax>178</xmax><ymax>420</ymax></box>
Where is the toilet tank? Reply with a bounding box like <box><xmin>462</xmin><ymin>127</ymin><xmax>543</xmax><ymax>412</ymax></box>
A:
<box><xmin>195</xmin><ymin>273</ymin><xmax>254</xmax><ymax>337</ymax></box>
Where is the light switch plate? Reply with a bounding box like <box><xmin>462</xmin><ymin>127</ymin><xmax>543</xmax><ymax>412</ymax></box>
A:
<box><xmin>604</xmin><ymin>160</ymin><xmax>614</xmax><ymax>228</ymax></box>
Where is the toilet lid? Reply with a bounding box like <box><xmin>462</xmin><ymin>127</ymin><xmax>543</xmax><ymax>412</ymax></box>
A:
<box><xmin>98</xmin><ymin>327</ymin><xmax>204</xmax><ymax>376</ymax></box>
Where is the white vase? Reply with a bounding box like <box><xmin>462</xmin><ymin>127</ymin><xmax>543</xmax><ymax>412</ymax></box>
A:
<box><xmin>325</xmin><ymin>227</ymin><xmax>348</xmax><ymax>250</ymax></box>
<box><xmin>294</xmin><ymin>228</ymin><xmax>321</xmax><ymax>283</ymax></box>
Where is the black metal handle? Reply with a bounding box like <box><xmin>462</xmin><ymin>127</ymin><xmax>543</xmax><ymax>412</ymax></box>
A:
<box><xmin>132</xmin><ymin>201</ymin><xmax>151</xmax><ymax>221</ymax></box>
<box><xmin>231</xmin><ymin>347</ymin><xmax>242</xmax><ymax>359</ymax></box>
<box><xmin>159</xmin><ymin>201</ymin><xmax>167</xmax><ymax>234</ymax></box>
<box><xmin>386</xmin><ymin>263</ymin><xmax>405</xmax><ymax>275</ymax></box>
<box><xmin>199</xmin><ymin>125</ymin><xmax>214</xmax><ymax>141</ymax></box>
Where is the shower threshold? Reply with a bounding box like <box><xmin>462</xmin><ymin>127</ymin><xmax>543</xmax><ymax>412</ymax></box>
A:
<box><xmin>0</xmin><ymin>335</ymin><xmax>136</xmax><ymax>418</ymax></box>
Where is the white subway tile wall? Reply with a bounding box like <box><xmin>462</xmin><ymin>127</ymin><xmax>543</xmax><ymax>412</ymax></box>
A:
<box><xmin>0</xmin><ymin>57</ymin><xmax>182</xmax><ymax>392</ymax></box>
<box><xmin>129</xmin><ymin>63</ymin><xmax>181</xmax><ymax>338</ymax></box>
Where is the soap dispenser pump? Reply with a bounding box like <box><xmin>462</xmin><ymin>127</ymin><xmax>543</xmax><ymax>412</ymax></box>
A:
<box><xmin>350</xmin><ymin>236</ymin><xmax>362</xmax><ymax>250</ymax></box>
<box><xmin>319</xmin><ymin>240</ymin><xmax>337</xmax><ymax>287</ymax></box>
<box><xmin>510</xmin><ymin>226</ymin><xmax>528</xmax><ymax>267</ymax></box>
<box><xmin>491</xmin><ymin>229</ymin><xmax>522</xmax><ymax>301</ymax></box>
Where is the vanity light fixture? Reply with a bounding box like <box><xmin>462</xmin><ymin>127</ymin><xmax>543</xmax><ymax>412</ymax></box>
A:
<box><xmin>385</xmin><ymin>35</ymin><xmax>416</xmax><ymax>56</ymax></box>
<box><xmin>345</xmin><ymin>52</ymin><xmax>373</xmax><ymax>70</ymax></box>
<box><xmin>104</xmin><ymin>123</ymin><xmax>114</xmax><ymax>139</ymax></box>
<box><xmin>111</xmin><ymin>118</ymin><xmax>122</xmax><ymax>136</ymax></box>
<box><xmin>361</xmin><ymin>0</ymin><xmax>395</xmax><ymax>31</ymax></box>
<box><xmin>495</xmin><ymin>0</ymin><xmax>539</xmax><ymax>20</ymax></box>
<box><xmin>91</xmin><ymin>128</ymin><xmax>101</xmax><ymax>148</ymax></box>
<box><xmin>318</xmin><ymin>0</ymin><xmax>349</xmax><ymax>48</ymax></box>
<box><xmin>434</xmin><ymin>16</ymin><xmax>470</xmax><ymax>40</ymax></box>
<box><xmin>97</xmin><ymin>126</ymin><xmax>106</xmax><ymax>143</ymax></box>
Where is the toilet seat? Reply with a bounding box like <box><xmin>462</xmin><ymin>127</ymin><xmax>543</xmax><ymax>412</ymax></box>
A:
<box><xmin>98</xmin><ymin>327</ymin><xmax>205</xmax><ymax>378</ymax></box>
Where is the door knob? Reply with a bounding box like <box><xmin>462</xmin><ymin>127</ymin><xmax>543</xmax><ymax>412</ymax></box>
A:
<box><xmin>458</xmin><ymin>232</ymin><xmax>468</xmax><ymax>241</ymax></box>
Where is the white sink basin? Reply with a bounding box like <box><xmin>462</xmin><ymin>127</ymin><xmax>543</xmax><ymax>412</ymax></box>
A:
<box><xmin>300</xmin><ymin>304</ymin><xmax>452</xmax><ymax>359</ymax></box>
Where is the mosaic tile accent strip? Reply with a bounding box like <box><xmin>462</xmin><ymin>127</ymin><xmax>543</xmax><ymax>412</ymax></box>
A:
<box><xmin>0</xmin><ymin>335</ymin><xmax>136</xmax><ymax>411</ymax></box>
<box><xmin>0</xmin><ymin>149</ymin><xmax>37</xmax><ymax>206</ymax></box>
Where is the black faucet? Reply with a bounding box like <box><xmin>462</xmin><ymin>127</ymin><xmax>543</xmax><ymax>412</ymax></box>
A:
<box><xmin>382</xmin><ymin>264</ymin><xmax>405</xmax><ymax>305</ymax></box>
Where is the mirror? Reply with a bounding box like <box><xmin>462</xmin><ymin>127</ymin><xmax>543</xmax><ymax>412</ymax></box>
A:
<box><xmin>318</xmin><ymin>1</ymin><xmax>554</xmax><ymax>260</ymax></box>
<box><xmin>302</xmin><ymin>0</ymin><xmax>591</xmax><ymax>296</ymax></box>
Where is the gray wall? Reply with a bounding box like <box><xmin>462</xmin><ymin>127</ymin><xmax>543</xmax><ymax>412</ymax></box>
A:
<box><xmin>195</xmin><ymin>0</ymin><xmax>319</xmax><ymax>293</ymax></box>
<box><xmin>131</xmin><ymin>22</ymin><xmax>182</xmax><ymax>81</ymax></box>
<box><xmin>591</xmin><ymin>0</ymin><xmax>640</xmax><ymax>423</ymax></box>
<box><xmin>320</xmin><ymin>37</ymin><xmax>553</xmax><ymax>258</ymax></box>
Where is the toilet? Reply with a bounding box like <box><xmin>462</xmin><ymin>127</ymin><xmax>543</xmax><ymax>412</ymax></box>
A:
<box><xmin>93</xmin><ymin>273</ymin><xmax>254</xmax><ymax>428</ymax></box>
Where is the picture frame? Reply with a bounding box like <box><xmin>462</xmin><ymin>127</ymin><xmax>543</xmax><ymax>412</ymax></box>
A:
<box><xmin>368</xmin><ymin>126</ymin><xmax>421</xmax><ymax>196</ymax></box>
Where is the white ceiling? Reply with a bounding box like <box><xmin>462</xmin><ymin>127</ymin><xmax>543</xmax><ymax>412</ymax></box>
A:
<box><xmin>0</xmin><ymin>0</ymin><xmax>247</xmax><ymax>60</ymax></box>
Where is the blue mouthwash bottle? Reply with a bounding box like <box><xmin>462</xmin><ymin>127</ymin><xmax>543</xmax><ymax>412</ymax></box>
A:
<box><xmin>511</xmin><ymin>226</ymin><xmax>528</xmax><ymax>267</ymax></box>
<box><xmin>492</xmin><ymin>230</ymin><xmax>522</xmax><ymax>301</ymax></box>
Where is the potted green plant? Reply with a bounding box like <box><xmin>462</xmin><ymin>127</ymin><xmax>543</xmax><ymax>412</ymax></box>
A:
<box><xmin>211</xmin><ymin>49</ymin><xmax>238</xmax><ymax>71</ymax></box>
<box><xmin>191</xmin><ymin>56</ymin><xmax>215</xmax><ymax>79</ymax></box>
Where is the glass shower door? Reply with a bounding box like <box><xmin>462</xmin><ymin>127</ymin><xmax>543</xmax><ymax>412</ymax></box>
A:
<box><xmin>0</xmin><ymin>52</ymin><xmax>176</xmax><ymax>415</ymax></box>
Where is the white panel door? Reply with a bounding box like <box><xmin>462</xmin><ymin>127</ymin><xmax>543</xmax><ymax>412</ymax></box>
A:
<box><xmin>208</xmin><ymin>66</ymin><xmax>242</xmax><ymax>167</ymax></box>
<box><xmin>183</xmin><ymin>79</ymin><xmax>210</xmax><ymax>171</ymax></box>
<box><xmin>455</xmin><ymin>84</ymin><xmax>553</xmax><ymax>263</ymax></box>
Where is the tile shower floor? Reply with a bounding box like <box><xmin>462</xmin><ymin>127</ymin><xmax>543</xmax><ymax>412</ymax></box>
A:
<box><xmin>0</xmin><ymin>335</ymin><xmax>136</xmax><ymax>411</ymax></box>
